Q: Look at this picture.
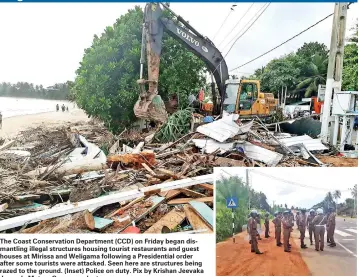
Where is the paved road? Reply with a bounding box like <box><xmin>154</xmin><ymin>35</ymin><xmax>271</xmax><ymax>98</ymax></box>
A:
<box><xmin>296</xmin><ymin>217</ymin><xmax>357</xmax><ymax>276</ymax></box>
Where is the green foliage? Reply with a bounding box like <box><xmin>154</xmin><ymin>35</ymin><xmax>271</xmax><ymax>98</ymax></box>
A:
<box><xmin>0</xmin><ymin>82</ymin><xmax>70</xmax><ymax>100</ymax></box>
<box><xmin>73</xmin><ymin>6</ymin><xmax>206</xmax><ymax>133</ymax></box>
<box><xmin>342</xmin><ymin>43</ymin><xmax>358</xmax><ymax>91</ymax></box>
<box><xmin>215</xmin><ymin>175</ymin><xmax>271</xmax><ymax>242</ymax></box>
<box><xmin>251</xmin><ymin>39</ymin><xmax>357</xmax><ymax>100</ymax></box>
<box><xmin>296</xmin><ymin>42</ymin><xmax>329</xmax><ymax>60</ymax></box>
<box><xmin>153</xmin><ymin>108</ymin><xmax>192</xmax><ymax>143</ymax></box>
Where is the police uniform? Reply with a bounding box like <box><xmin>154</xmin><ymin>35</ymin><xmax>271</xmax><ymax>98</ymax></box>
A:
<box><xmin>264</xmin><ymin>214</ymin><xmax>270</xmax><ymax>238</ymax></box>
<box><xmin>307</xmin><ymin>211</ymin><xmax>315</xmax><ymax>245</ymax></box>
<box><xmin>327</xmin><ymin>211</ymin><xmax>336</xmax><ymax>246</ymax></box>
<box><xmin>298</xmin><ymin>211</ymin><xmax>308</xmax><ymax>248</ymax></box>
<box><xmin>272</xmin><ymin>214</ymin><xmax>282</xmax><ymax>246</ymax></box>
<box><xmin>248</xmin><ymin>212</ymin><xmax>262</xmax><ymax>254</ymax></box>
<box><xmin>282</xmin><ymin>212</ymin><xmax>291</xmax><ymax>252</ymax></box>
<box><xmin>313</xmin><ymin>209</ymin><xmax>327</xmax><ymax>251</ymax></box>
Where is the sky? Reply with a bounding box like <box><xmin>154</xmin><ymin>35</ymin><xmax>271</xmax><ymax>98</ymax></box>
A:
<box><xmin>215</xmin><ymin>167</ymin><xmax>356</xmax><ymax>209</ymax></box>
<box><xmin>0</xmin><ymin>3</ymin><xmax>357</xmax><ymax>87</ymax></box>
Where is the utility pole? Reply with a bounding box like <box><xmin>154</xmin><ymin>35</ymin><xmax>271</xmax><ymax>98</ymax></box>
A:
<box><xmin>246</xmin><ymin>169</ymin><xmax>250</xmax><ymax>210</ymax></box>
<box><xmin>320</xmin><ymin>3</ymin><xmax>348</xmax><ymax>143</ymax></box>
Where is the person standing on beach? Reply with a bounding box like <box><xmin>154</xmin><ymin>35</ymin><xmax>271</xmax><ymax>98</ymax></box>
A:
<box><xmin>56</xmin><ymin>104</ymin><xmax>59</xmax><ymax>112</ymax></box>
<box><xmin>0</xmin><ymin>111</ymin><xmax>2</xmax><ymax>129</ymax></box>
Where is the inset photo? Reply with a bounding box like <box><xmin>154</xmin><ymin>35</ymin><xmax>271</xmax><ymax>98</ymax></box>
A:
<box><xmin>215</xmin><ymin>167</ymin><xmax>357</xmax><ymax>276</ymax></box>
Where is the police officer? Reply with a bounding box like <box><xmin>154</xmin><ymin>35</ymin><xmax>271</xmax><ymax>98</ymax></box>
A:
<box><xmin>299</xmin><ymin>208</ymin><xmax>308</xmax><ymax>249</ymax></box>
<box><xmin>248</xmin><ymin>210</ymin><xmax>263</xmax><ymax>254</ymax></box>
<box><xmin>256</xmin><ymin>214</ymin><xmax>262</xmax><ymax>240</ymax></box>
<box><xmin>288</xmin><ymin>211</ymin><xmax>294</xmax><ymax>248</ymax></box>
<box><xmin>247</xmin><ymin>214</ymin><xmax>251</xmax><ymax>244</ymax></box>
<box><xmin>272</xmin><ymin>211</ymin><xmax>282</xmax><ymax>246</ymax></box>
<box><xmin>282</xmin><ymin>210</ymin><xmax>291</xmax><ymax>252</ymax></box>
<box><xmin>307</xmin><ymin>209</ymin><xmax>315</xmax><ymax>245</ymax></box>
<box><xmin>313</xmin><ymin>208</ymin><xmax>327</xmax><ymax>251</ymax></box>
<box><xmin>264</xmin><ymin>212</ymin><xmax>270</xmax><ymax>238</ymax></box>
<box><xmin>295</xmin><ymin>211</ymin><xmax>300</xmax><ymax>229</ymax></box>
<box><xmin>327</xmin><ymin>207</ymin><xmax>336</xmax><ymax>247</ymax></box>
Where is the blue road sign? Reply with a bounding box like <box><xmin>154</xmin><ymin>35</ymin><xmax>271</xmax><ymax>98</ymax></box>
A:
<box><xmin>226</xmin><ymin>197</ymin><xmax>238</xmax><ymax>208</ymax></box>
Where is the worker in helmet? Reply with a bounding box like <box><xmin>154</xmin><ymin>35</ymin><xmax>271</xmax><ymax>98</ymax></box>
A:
<box><xmin>272</xmin><ymin>212</ymin><xmax>282</xmax><ymax>246</ymax></box>
<box><xmin>307</xmin><ymin>209</ymin><xmax>316</xmax><ymax>245</ymax></box>
<box><xmin>327</xmin><ymin>207</ymin><xmax>336</xmax><ymax>247</ymax></box>
<box><xmin>248</xmin><ymin>210</ymin><xmax>263</xmax><ymax>254</ymax></box>
<box><xmin>264</xmin><ymin>212</ymin><xmax>270</xmax><ymax>238</ymax></box>
<box><xmin>282</xmin><ymin>211</ymin><xmax>292</xmax><ymax>252</ymax></box>
<box><xmin>313</xmin><ymin>208</ymin><xmax>327</xmax><ymax>251</ymax></box>
<box><xmin>299</xmin><ymin>209</ymin><xmax>308</xmax><ymax>249</ymax></box>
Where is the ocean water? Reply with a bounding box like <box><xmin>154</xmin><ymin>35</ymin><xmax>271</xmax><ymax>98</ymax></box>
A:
<box><xmin>0</xmin><ymin>97</ymin><xmax>75</xmax><ymax>118</ymax></box>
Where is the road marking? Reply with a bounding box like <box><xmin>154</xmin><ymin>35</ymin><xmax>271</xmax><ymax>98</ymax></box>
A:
<box><xmin>336</xmin><ymin>241</ymin><xmax>357</xmax><ymax>258</ymax></box>
<box><xmin>335</xmin><ymin>230</ymin><xmax>353</xmax><ymax>237</ymax></box>
<box><xmin>345</xmin><ymin>228</ymin><xmax>357</xmax><ymax>234</ymax></box>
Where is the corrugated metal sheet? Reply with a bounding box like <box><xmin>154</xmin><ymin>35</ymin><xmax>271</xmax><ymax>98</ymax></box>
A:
<box><xmin>278</xmin><ymin>135</ymin><xmax>327</xmax><ymax>151</ymax></box>
<box><xmin>196</xmin><ymin>114</ymin><xmax>252</xmax><ymax>142</ymax></box>
<box><xmin>236</xmin><ymin>141</ymin><xmax>283</xmax><ymax>166</ymax></box>
<box><xmin>192</xmin><ymin>139</ymin><xmax>234</xmax><ymax>154</ymax></box>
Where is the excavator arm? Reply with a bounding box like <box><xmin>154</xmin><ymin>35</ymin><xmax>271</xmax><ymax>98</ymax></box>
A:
<box><xmin>134</xmin><ymin>2</ymin><xmax>229</xmax><ymax>122</ymax></box>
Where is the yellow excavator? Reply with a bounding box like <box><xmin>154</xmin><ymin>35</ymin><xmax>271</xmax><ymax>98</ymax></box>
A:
<box><xmin>134</xmin><ymin>2</ymin><xmax>278</xmax><ymax>122</ymax></box>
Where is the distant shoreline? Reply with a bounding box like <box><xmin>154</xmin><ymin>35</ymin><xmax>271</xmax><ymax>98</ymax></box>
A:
<box><xmin>0</xmin><ymin>108</ymin><xmax>89</xmax><ymax>138</ymax></box>
<box><xmin>0</xmin><ymin>96</ymin><xmax>71</xmax><ymax>102</ymax></box>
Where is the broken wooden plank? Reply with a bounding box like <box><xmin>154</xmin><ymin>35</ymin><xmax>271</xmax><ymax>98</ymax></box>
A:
<box><xmin>159</xmin><ymin>190</ymin><xmax>181</xmax><ymax>200</ymax></box>
<box><xmin>196</xmin><ymin>184</ymin><xmax>214</xmax><ymax>191</ymax></box>
<box><xmin>144</xmin><ymin>209</ymin><xmax>186</xmax><ymax>233</ymax></box>
<box><xmin>189</xmin><ymin>201</ymin><xmax>213</xmax><ymax>230</ymax></box>
<box><xmin>179</xmin><ymin>188</ymin><xmax>206</xmax><ymax>198</ymax></box>
<box><xmin>183</xmin><ymin>204</ymin><xmax>211</xmax><ymax>233</ymax></box>
<box><xmin>104</xmin><ymin>196</ymin><xmax>146</xmax><ymax>218</ymax></box>
<box><xmin>14</xmin><ymin>194</ymin><xmax>40</xmax><ymax>201</ymax></box>
<box><xmin>0</xmin><ymin>203</ymin><xmax>8</xmax><ymax>212</ymax></box>
<box><xmin>0</xmin><ymin>174</ymin><xmax>213</xmax><ymax>232</ymax></box>
<box><xmin>93</xmin><ymin>216</ymin><xmax>114</xmax><ymax>231</ymax></box>
<box><xmin>168</xmin><ymin>197</ymin><xmax>213</xmax><ymax>205</ymax></box>
<box><xmin>117</xmin><ymin>195</ymin><xmax>165</xmax><ymax>233</ymax></box>
<box><xmin>214</xmin><ymin>157</ymin><xmax>245</xmax><ymax>167</ymax></box>
<box><xmin>141</xmin><ymin>163</ymin><xmax>156</xmax><ymax>175</ymax></box>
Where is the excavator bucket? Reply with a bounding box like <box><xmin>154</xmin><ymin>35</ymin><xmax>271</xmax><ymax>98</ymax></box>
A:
<box><xmin>133</xmin><ymin>79</ymin><xmax>168</xmax><ymax>123</ymax></box>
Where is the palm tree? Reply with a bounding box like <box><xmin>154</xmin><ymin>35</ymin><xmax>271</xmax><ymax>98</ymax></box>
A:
<box><xmin>295</xmin><ymin>54</ymin><xmax>328</xmax><ymax>97</ymax></box>
<box><xmin>350</xmin><ymin>185</ymin><xmax>357</xmax><ymax>217</ymax></box>
<box><xmin>333</xmin><ymin>190</ymin><xmax>342</xmax><ymax>213</ymax></box>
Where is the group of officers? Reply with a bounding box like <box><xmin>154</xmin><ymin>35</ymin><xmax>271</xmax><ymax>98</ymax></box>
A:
<box><xmin>247</xmin><ymin>207</ymin><xmax>336</xmax><ymax>254</ymax></box>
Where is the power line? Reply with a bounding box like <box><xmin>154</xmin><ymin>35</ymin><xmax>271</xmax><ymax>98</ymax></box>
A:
<box><xmin>251</xmin><ymin>170</ymin><xmax>350</xmax><ymax>192</ymax></box>
<box><xmin>218</xmin><ymin>3</ymin><xmax>255</xmax><ymax>47</ymax></box>
<box><xmin>222</xmin><ymin>3</ymin><xmax>268</xmax><ymax>52</ymax></box>
<box><xmin>224</xmin><ymin>3</ymin><xmax>270</xmax><ymax>58</ymax></box>
<box><xmin>212</xmin><ymin>4</ymin><xmax>237</xmax><ymax>41</ymax></box>
<box><xmin>230</xmin><ymin>12</ymin><xmax>334</xmax><ymax>71</ymax></box>
<box><xmin>211</xmin><ymin>3</ymin><xmax>270</xmax><ymax>76</ymax></box>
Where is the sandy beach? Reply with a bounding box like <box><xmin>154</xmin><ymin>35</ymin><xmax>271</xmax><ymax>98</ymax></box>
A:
<box><xmin>0</xmin><ymin>108</ymin><xmax>89</xmax><ymax>138</ymax></box>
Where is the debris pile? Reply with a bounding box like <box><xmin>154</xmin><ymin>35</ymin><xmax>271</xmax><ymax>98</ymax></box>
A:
<box><xmin>190</xmin><ymin>112</ymin><xmax>357</xmax><ymax>167</ymax></box>
<box><xmin>0</xmin><ymin>121</ymin><xmax>213</xmax><ymax>234</ymax></box>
